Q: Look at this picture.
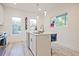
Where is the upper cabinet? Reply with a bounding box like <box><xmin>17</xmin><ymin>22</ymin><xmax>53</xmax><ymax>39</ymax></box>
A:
<box><xmin>0</xmin><ymin>4</ymin><xmax>4</xmax><ymax>25</ymax></box>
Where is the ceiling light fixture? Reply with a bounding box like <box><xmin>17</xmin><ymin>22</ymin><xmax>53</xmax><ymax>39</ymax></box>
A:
<box><xmin>44</xmin><ymin>10</ymin><xmax>47</xmax><ymax>16</ymax></box>
<box><xmin>36</xmin><ymin>3</ymin><xmax>42</xmax><ymax>11</ymax></box>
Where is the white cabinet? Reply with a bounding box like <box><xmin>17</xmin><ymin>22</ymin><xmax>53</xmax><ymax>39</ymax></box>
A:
<box><xmin>29</xmin><ymin>33</ymin><xmax>51</xmax><ymax>56</ymax></box>
<box><xmin>36</xmin><ymin>35</ymin><xmax>51</xmax><ymax>56</ymax></box>
<box><xmin>29</xmin><ymin>34</ymin><xmax>36</xmax><ymax>55</ymax></box>
<box><xmin>0</xmin><ymin>4</ymin><xmax>4</xmax><ymax>25</ymax></box>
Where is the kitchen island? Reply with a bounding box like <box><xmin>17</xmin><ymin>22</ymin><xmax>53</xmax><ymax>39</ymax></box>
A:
<box><xmin>26</xmin><ymin>31</ymin><xmax>51</xmax><ymax>56</ymax></box>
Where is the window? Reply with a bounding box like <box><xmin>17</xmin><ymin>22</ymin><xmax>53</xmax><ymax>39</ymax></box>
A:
<box><xmin>12</xmin><ymin>17</ymin><xmax>21</xmax><ymax>35</ymax></box>
<box><xmin>50</xmin><ymin>13</ymin><xmax>67</xmax><ymax>28</ymax></box>
<box><xmin>56</xmin><ymin>13</ymin><xmax>67</xmax><ymax>27</ymax></box>
<box><xmin>30</xmin><ymin>18</ymin><xmax>36</xmax><ymax>31</ymax></box>
<box><xmin>30</xmin><ymin>19</ymin><xmax>36</xmax><ymax>26</ymax></box>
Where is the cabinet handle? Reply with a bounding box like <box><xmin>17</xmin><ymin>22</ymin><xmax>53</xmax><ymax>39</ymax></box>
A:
<box><xmin>31</xmin><ymin>38</ymin><xmax>32</xmax><ymax>42</ymax></box>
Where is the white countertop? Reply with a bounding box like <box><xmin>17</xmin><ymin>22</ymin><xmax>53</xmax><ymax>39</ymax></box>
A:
<box><xmin>26</xmin><ymin>31</ymin><xmax>56</xmax><ymax>35</ymax></box>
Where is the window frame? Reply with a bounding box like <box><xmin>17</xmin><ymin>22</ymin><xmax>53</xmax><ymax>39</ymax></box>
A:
<box><xmin>12</xmin><ymin>17</ymin><xmax>22</xmax><ymax>36</ymax></box>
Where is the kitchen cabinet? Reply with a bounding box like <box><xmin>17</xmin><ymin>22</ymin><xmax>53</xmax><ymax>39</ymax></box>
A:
<box><xmin>29</xmin><ymin>33</ymin><xmax>36</xmax><ymax>55</ymax></box>
<box><xmin>29</xmin><ymin>32</ymin><xmax>51</xmax><ymax>56</ymax></box>
<box><xmin>0</xmin><ymin>4</ymin><xmax>4</xmax><ymax>25</ymax></box>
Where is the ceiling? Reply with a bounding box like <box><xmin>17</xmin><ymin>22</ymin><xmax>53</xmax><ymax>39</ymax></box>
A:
<box><xmin>3</xmin><ymin>3</ymin><xmax>57</xmax><ymax>14</ymax></box>
<box><xmin>3</xmin><ymin>3</ymin><xmax>77</xmax><ymax>16</ymax></box>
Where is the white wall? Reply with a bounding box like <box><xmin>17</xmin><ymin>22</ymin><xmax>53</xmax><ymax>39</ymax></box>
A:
<box><xmin>43</xmin><ymin>4</ymin><xmax>79</xmax><ymax>52</ymax></box>
<box><xmin>0</xmin><ymin>4</ymin><xmax>4</xmax><ymax>31</ymax></box>
<box><xmin>0</xmin><ymin>4</ymin><xmax>4</xmax><ymax>25</ymax></box>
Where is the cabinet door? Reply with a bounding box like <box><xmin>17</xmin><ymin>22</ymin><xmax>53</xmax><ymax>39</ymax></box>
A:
<box><xmin>29</xmin><ymin>34</ymin><xmax>36</xmax><ymax>56</ymax></box>
<box><xmin>32</xmin><ymin>35</ymin><xmax>36</xmax><ymax>56</ymax></box>
<box><xmin>37</xmin><ymin>35</ymin><xmax>51</xmax><ymax>56</ymax></box>
<box><xmin>29</xmin><ymin>34</ymin><xmax>33</xmax><ymax>51</ymax></box>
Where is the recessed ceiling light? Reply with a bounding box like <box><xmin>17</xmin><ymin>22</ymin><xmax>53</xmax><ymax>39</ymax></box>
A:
<box><xmin>13</xmin><ymin>3</ymin><xmax>16</xmax><ymax>5</ymax></box>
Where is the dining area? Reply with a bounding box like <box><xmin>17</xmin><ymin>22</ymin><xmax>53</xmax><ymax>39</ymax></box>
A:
<box><xmin>0</xmin><ymin>32</ymin><xmax>7</xmax><ymax>46</ymax></box>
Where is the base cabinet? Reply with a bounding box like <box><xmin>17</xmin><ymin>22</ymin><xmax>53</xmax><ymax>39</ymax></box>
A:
<box><xmin>29</xmin><ymin>33</ymin><xmax>51</xmax><ymax>56</ymax></box>
<box><xmin>29</xmin><ymin>34</ymin><xmax>36</xmax><ymax>55</ymax></box>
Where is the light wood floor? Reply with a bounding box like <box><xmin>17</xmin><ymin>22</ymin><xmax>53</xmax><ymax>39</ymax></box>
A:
<box><xmin>1</xmin><ymin>41</ymin><xmax>79</xmax><ymax>56</ymax></box>
<box><xmin>51</xmin><ymin>43</ymin><xmax>79</xmax><ymax>56</ymax></box>
<box><xmin>3</xmin><ymin>41</ymin><xmax>33</xmax><ymax>56</ymax></box>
